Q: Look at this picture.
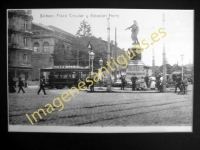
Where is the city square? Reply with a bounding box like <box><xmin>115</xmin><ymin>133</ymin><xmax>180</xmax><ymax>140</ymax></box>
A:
<box><xmin>8</xmin><ymin>9</ymin><xmax>193</xmax><ymax>132</ymax></box>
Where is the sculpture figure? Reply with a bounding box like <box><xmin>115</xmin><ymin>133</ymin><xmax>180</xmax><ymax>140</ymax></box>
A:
<box><xmin>126</xmin><ymin>20</ymin><xmax>139</xmax><ymax>45</ymax></box>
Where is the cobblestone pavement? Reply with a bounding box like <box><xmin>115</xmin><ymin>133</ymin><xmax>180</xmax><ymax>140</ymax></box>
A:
<box><xmin>8</xmin><ymin>85</ymin><xmax>193</xmax><ymax>126</ymax></box>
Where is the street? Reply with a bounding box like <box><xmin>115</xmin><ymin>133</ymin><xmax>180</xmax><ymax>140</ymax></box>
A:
<box><xmin>8</xmin><ymin>85</ymin><xmax>192</xmax><ymax>126</ymax></box>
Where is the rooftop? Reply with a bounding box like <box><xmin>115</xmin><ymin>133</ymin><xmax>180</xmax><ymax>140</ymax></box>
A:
<box><xmin>48</xmin><ymin>25</ymin><xmax>76</xmax><ymax>38</ymax></box>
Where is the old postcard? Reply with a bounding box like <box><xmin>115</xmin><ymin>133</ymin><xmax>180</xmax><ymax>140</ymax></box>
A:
<box><xmin>8</xmin><ymin>9</ymin><xmax>193</xmax><ymax>132</ymax></box>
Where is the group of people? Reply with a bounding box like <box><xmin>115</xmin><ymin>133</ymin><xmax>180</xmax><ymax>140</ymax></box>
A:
<box><xmin>119</xmin><ymin>73</ymin><xmax>189</xmax><ymax>94</ymax></box>
<box><xmin>9</xmin><ymin>73</ymin><xmax>189</xmax><ymax>95</ymax></box>
<box><xmin>174</xmin><ymin>75</ymin><xmax>188</xmax><ymax>94</ymax></box>
<box><xmin>8</xmin><ymin>76</ymin><xmax>47</xmax><ymax>95</ymax></box>
<box><xmin>120</xmin><ymin>74</ymin><xmax>147</xmax><ymax>91</ymax></box>
<box><xmin>9</xmin><ymin>77</ymin><xmax>28</xmax><ymax>93</ymax></box>
<box><xmin>78</xmin><ymin>75</ymin><xmax>95</xmax><ymax>92</ymax></box>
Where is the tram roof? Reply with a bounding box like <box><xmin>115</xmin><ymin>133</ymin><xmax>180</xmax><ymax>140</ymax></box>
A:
<box><xmin>39</xmin><ymin>68</ymin><xmax>91</xmax><ymax>72</ymax></box>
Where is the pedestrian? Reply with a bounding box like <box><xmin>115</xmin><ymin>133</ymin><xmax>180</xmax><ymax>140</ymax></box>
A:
<box><xmin>140</xmin><ymin>77</ymin><xmax>146</xmax><ymax>91</ymax></box>
<box><xmin>182</xmin><ymin>76</ymin><xmax>188</xmax><ymax>94</ymax></box>
<box><xmin>131</xmin><ymin>74</ymin><xmax>137</xmax><ymax>91</ymax></box>
<box><xmin>150</xmin><ymin>76</ymin><xmax>156</xmax><ymax>90</ymax></box>
<box><xmin>18</xmin><ymin>78</ymin><xmax>25</xmax><ymax>93</ymax></box>
<box><xmin>120</xmin><ymin>75</ymin><xmax>125</xmax><ymax>90</ymax></box>
<box><xmin>37</xmin><ymin>76</ymin><xmax>47</xmax><ymax>95</ymax></box>
<box><xmin>159</xmin><ymin>75</ymin><xmax>163</xmax><ymax>92</ymax></box>
<box><xmin>9</xmin><ymin>78</ymin><xmax>16</xmax><ymax>93</ymax></box>
<box><xmin>175</xmin><ymin>75</ymin><xmax>181</xmax><ymax>93</ymax></box>
<box><xmin>144</xmin><ymin>75</ymin><xmax>149</xmax><ymax>88</ymax></box>
<box><xmin>88</xmin><ymin>75</ymin><xmax>94</xmax><ymax>92</ymax></box>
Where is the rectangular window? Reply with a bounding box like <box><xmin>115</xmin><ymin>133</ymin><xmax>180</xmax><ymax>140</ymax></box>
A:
<box><xmin>23</xmin><ymin>37</ymin><xmax>28</xmax><ymax>47</ymax></box>
<box><xmin>20</xmin><ymin>21</ymin><xmax>24</xmax><ymax>29</ymax></box>
<box><xmin>23</xmin><ymin>54</ymin><xmax>28</xmax><ymax>63</ymax></box>
<box><xmin>24</xmin><ymin>21</ymin><xmax>28</xmax><ymax>29</ymax></box>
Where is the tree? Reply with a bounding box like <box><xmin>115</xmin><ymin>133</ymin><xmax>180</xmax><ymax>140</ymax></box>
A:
<box><xmin>52</xmin><ymin>41</ymin><xmax>66</xmax><ymax>65</ymax></box>
<box><xmin>76</xmin><ymin>20</ymin><xmax>92</xmax><ymax>37</ymax></box>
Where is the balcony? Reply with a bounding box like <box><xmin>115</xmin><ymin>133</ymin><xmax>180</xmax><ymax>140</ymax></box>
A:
<box><xmin>9</xmin><ymin>27</ymin><xmax>33</xmax><ymax>35</ymax></box>
<box><xmin>8</xmin><ymin>60</ymin><xmax>19</xmax><ymax>66</ymax></box>
<box><xmin>19</xmin><ymin>28</ymin><xmax>33</xmax><ymax>35</ymax></box>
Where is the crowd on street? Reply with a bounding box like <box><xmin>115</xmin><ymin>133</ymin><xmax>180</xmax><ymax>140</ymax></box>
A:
<box><xmin>119</xmin><ymin>73</ymin><xmax>189</xmax><ymax>94</ymax></box>
<box><xmin>8</xmin><ymin>72</ymin><xmax>189</xmax><ymax>95</ymax></box>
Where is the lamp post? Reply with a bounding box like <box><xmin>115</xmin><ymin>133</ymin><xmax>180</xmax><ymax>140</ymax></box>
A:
<box><xmin>107</xmin><ymin>18</ymin><xmax>111</xmax><ymax>91</ymax></box>
<box><xmin>99</xmin><ymin>58</ymin><xmax>103</xmax><ymax>83</ymax></box>
<box><xmin>90</xmin><ymin>51</ymin><xmax>95</xmax><ymax>74</ymax></box>
<box><xmin>152</xmin><ymin>43</ymin><xmax>155</xmax><ymax>76</ymax></box>
<box><xmin>87</xmin><ymin>41</ymin><xmax>92</xmax><ymax>74</ymax></box>
<box><xmin>162</xmin><ymin>13</ymin><xmax>167</xmax><ymax>93</ymax></box>
<box><xmin>152</xmin><ymin>27</ymin><xmax>155</xmax><ymax>76</ymax></box>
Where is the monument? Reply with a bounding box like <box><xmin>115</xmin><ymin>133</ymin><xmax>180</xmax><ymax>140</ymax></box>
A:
<box><xmin>125</xmin><ymin>20</ymin><xmax>145</xmax><ymax>82</ymax></box>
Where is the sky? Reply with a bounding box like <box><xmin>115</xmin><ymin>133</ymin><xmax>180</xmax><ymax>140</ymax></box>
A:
<box><xmin>30</xmin><ymin>9</ymin><xmax>193</xmax><ymax>66</ymax></box>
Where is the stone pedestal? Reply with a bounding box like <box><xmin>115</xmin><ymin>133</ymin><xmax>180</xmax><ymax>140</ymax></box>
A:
<box><xmin>125</xmin><ymin>45</ymin><xmax>145</xmax><ymax>82</ymax></box>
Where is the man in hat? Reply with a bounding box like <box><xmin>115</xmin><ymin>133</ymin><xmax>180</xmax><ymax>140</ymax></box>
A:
<box><xmin>88</xmin><ymin>75</ymin><xmax>94</xmax><ymax>92</ymax></box>
<box><xmin>37</xmin><ymin>76</ymin><xmax>47</xmax><ymax>95</ymax></box>
<box><xmin>18</xmin><ymin>78</ymin><xmax>25</xmax><ymax>93</ymax></box>
<box><xmin>120</xmin><ymin>75</ymin><xmax>126</xmax><ymax>90</ymax></box>
<box><xmin>175</xmin><ymin>75</ymin><xmax>181</xmax><ymax>93</ymax></box>
<box><xmin>131</xmin><ymin>74</ymin><xmax>137</xmax><ymax>91</ymax></box>
<box><xmin>144</xmin><ymin>74</ymin><xmax>149</xmax><ymax>88</ymax></box>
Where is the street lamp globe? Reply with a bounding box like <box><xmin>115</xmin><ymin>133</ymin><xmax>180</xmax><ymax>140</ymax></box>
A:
<box><xmin>90</xmin><ymin>51</ymin><xmax>95</xmax><ymax>73</ymax></box>
<box><xmin>90</xmin><ymin>51</ymin><xmax>95</xmax><ymax>60</ymax></box>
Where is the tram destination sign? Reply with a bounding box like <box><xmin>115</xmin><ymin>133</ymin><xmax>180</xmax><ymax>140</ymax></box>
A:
<box><xmin>53</xmin><ymin>66</ymin><xmax>89</xmax><ymax>69</ymax></box>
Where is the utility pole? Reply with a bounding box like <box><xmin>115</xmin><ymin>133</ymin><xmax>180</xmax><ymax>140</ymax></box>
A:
<box><xmin>87</xmin><ymin>41</ymin><xmax>92</xmax><ymax>74</ymax></box>
<box><xmin>152</xmin><ymin>27</ymin><xmax>155</xmax><ymax>76</ymax></box>
<box><xmin>114</xmin><ymin>27</ymin><xmax>117</xmax><ymax>82</ymax></box>
<box><xmin>107</xmin><ymin>18</ymin><xmax>111</xmax><ymax>91</ymax></box>
<box><xmin>152</xmin><ymin>44</ymin><xmax>155</xmax><ymax>75</ymax></box>
<box><xmin>77</xmin><ymin>39</ymin><xmax>79</xmax><ymax>67</ymax></box>
<box><xmin>162</xmin><ymin>13</ymin><xmax>167</xmax><ymax>92</ymax></box>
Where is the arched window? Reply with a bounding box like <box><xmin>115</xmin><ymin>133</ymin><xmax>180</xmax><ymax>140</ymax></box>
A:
<box><xmin>43</xmin><ymin>42</ymin><xmax>49</xmax><ymax>52</ymax></box>
<box><xmin>33</xmin><ymin>42</ymin><xmax>40</xmax><ymax>52</ymax></box>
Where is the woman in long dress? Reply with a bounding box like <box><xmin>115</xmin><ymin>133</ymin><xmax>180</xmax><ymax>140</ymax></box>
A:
<box><xmin>149</xmin><ymin>76</ymin><xmax>156</xmax><ymax>90</ymax></box>
<box><xmin>140</xmin><ymin>77</ymin><xmax>146</xmax><ymax>90</ymax></box>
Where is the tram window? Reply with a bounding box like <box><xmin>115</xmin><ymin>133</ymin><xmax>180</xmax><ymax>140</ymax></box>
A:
<box><xmin>72</xmin><ymin>73</ymin><xmax>76</xmax><ymax>78</ymax></box>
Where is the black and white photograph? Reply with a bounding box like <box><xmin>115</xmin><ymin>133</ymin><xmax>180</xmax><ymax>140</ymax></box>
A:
<box><xmin>7</xmin><ymin>9</ymin><xmax>193</xmax><ymax>132</ymax></box>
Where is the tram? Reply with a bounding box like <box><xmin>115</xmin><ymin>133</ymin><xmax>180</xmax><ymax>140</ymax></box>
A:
<box><xmin>39</xmin><ymin>66</ymin><xmax>91</xmax><ymax>89</ymax></box>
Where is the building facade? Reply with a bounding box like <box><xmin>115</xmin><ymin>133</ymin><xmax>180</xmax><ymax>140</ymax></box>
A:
<box><xmin>8</xmin><ymin>10</ymin><xmax>33</xmax><ymax>81</ymax></box>
<box><xmin>31</xmin><ymin>23</ymin><xmax>76</xmax><ymax>80</ymax></box>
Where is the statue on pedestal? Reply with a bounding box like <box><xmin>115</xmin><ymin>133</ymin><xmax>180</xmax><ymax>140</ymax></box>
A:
<box><xmin>125</xmin><ymin>20</ymin><xmax>139</xmax><ymax>45</ymax></box>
